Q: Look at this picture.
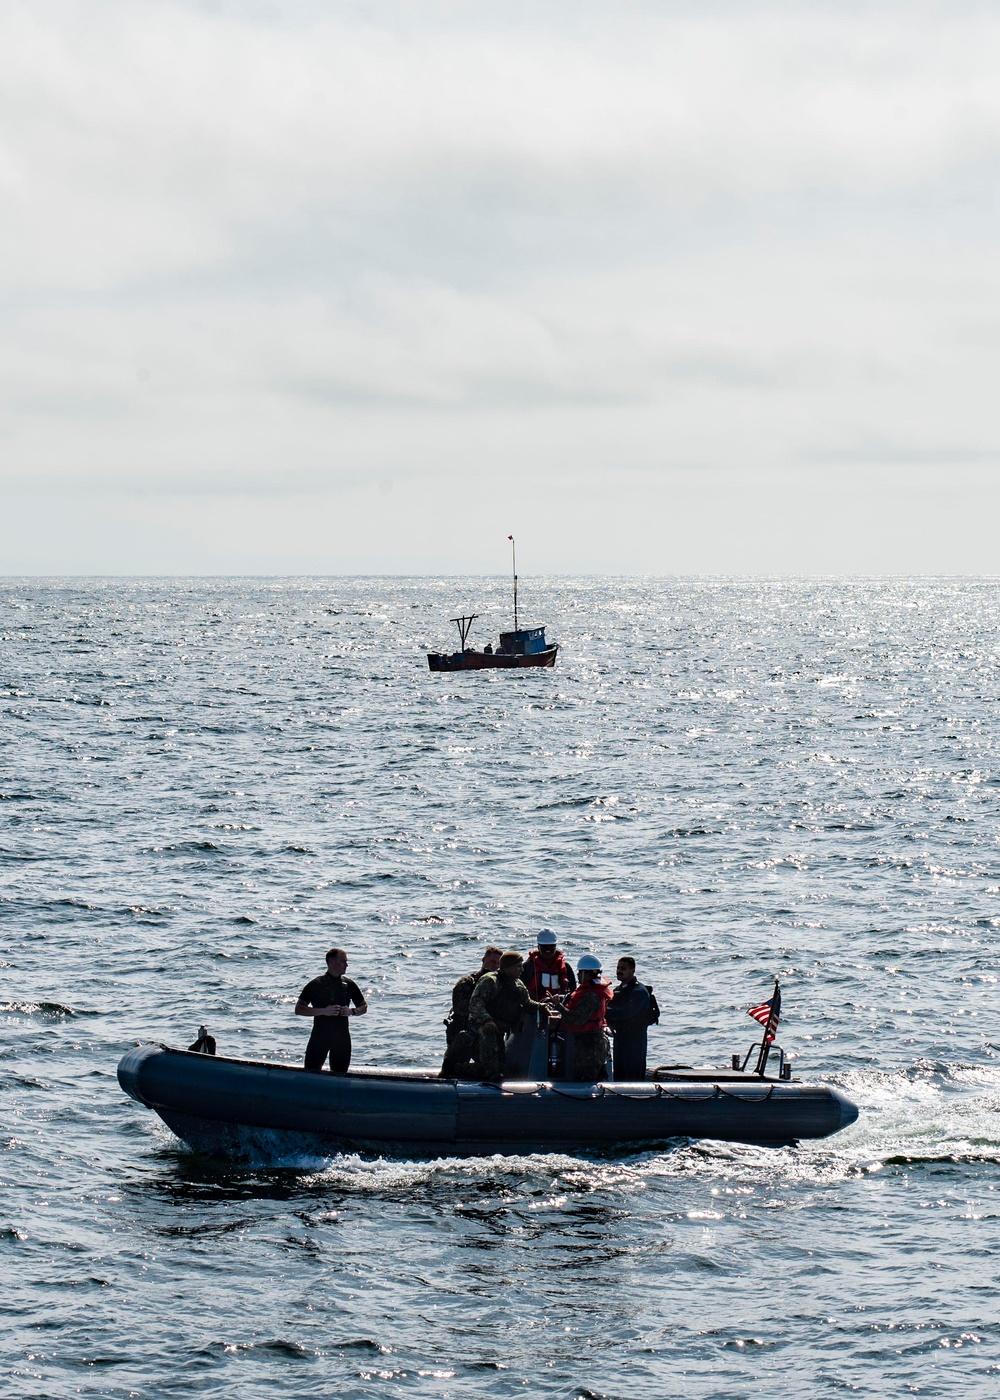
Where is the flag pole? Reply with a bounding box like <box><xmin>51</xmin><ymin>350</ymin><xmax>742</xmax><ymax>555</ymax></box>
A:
<box><xmin>753</xmin><ymin>978</ymin><xmax>781</xmax><ymax>1076</ymax></box>
<box><xmin>508</xmin><ymin>534</ymin><xmax>518</xmax><ymax>630</ymax></box>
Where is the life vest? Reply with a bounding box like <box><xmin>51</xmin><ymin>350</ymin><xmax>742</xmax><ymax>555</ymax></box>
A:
<box><xmin>562</xmin><ymin>979</ymin><xmax>612</xmax><ymax>1034</ymax></box>
<box><xmin>523</xmin><ymin>949</ymin><xmax>572</xmax><ymax>997</ymax></box>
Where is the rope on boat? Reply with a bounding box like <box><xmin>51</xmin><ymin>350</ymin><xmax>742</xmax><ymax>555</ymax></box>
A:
<box><xmin>541</xmin><ymin>1084</ymin><xmax>731</xmax><ymax>1103</ymax></box>
<box><xmin>715</xmin><ymin>1084</ymin><xmax>776</xmax><ymax>1102</ymax></box>
<box><xmin>653</xmin><ymin>1085</ymin><xmax>721</xmax><ymax>1102</ymax></box>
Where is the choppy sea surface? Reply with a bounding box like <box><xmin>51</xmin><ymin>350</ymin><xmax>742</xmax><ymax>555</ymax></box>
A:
<box><xmin>3</xmin><ymin>577</ymin><xmax>1000</xmax><ymax>1399</ymax></box>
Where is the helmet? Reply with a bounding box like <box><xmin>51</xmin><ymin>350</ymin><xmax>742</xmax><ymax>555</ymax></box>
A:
<box><xmin>499</xmin><ymin>951</ymin><xmax>524</xmax><ymax>972</ymax></box>
<box><xmin>536</xmin><ymin>929</ymin><xmax>558</xmax><ymax>947</ymax></box>
<box><xmin>577</xmin><ymin>954</ymin><xmax>602</xmax><ymax>973</ymax></box>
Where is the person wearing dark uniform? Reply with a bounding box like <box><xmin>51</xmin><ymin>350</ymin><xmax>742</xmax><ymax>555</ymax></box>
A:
<box><xmin>554</xmin><ymin>955</ymin><xmax>613</xmax><ymax>1082</ymax></box>
<box><xmin>295</xmin><ymin>947</ymin><xmax>367</xmax><ymax>1073</ymax></box>
<box><xmin>468</xmin><ymin>951</ymin><xmax>549</xmax><ymax>1081</ymax></box>
<box><xmin>605</xmin><ymin>956</ymin><xmax>651</xmax><ymax>1082</ymax></box>
<box><xmin>439</xmin><ymin>945</ymin><xmax>502</xmax><ymax>1077</ymax></box>
<box><xmin>521</xmin><ymin>929</ymin><xmax>576</xmax><ymax>1001</ymax></box>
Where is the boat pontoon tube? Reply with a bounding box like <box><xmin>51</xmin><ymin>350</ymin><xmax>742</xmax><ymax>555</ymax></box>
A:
<box><xmin>118</xmin><ymin>1046</ymin><xmax>858</xmax><ymax>1159</ymax></box>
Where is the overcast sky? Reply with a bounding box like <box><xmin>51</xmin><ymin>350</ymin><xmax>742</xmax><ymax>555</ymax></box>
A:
<box><xmin>2</xmin><ymin>0</ymin><xmax>999</xmax><ymax>574</ymax></box>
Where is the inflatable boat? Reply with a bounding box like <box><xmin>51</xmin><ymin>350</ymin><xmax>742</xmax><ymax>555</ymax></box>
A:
<box><xmin>117</xmin><ymin>1044</ymin><xmax>859</xmax><ymax>1160</ymax></box>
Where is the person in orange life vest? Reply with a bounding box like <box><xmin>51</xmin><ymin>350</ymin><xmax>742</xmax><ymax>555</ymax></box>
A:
<box><xmin>521</xmin><ymin>929</ymin><xmax>576</xmax><ymax>1001</ymax></box>
<box><xmin>551</xmin><ymin>955</ymin><xmax>612</xmax><ymax>1082</ymax></box>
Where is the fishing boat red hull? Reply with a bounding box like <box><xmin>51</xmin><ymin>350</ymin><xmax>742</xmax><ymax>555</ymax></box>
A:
<box><xmin>427</xmin><ymin>645</ymin><xmax>558</xmax><ymax>672</ymax></box>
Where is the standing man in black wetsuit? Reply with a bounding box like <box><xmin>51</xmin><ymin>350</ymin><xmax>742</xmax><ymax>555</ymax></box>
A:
<box><xmin>295</xmin><ymin>948</ymin><xmax>368</xmax><ymax>1073</ymax></box>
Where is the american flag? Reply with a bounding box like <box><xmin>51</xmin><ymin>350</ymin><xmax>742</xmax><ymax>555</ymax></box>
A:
<box><xmin>747</xmin><ymin>985</ymin><xmax>781</xmax><ymax>1043</ymax></box>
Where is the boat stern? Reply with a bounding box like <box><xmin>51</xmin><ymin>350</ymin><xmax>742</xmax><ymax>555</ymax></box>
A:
<box><xmin>831</xmin><ymin>1085</ymin><xmax>860</xmax><ymax>1132</ymax></box>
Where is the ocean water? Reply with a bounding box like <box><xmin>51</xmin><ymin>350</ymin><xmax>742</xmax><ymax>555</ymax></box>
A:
<box><xmin>3</xmin><ymin>576</ymin><xmax>1000</xmax><ymax>1400</ymax></box>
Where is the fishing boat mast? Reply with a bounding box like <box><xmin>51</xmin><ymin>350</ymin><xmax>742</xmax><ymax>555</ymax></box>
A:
<box><xmin>508</xmin><ymin>534</ymin><xmax>518</xmax><ymax>631</ymax></box>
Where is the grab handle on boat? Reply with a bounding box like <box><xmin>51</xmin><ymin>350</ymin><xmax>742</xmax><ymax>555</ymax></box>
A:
<box><xmin>740</xmin><ymin>1042</ymin><xmax>785</xmax><ymax>1078</ymax></box>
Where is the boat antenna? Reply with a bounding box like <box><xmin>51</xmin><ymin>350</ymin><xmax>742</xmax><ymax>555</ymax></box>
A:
<box><xmin>508</xmin><ymin>534</ymin><xmax>518</xmax><ymax>630</ymax></box>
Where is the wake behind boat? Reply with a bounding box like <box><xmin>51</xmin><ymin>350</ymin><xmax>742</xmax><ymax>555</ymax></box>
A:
<box><xmin>117</xmin><ymin>1043</ymin><xmax>858</xmax><ymax>1161</ymax></box>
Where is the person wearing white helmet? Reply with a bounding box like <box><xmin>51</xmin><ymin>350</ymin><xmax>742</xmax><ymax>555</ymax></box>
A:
<box><xmin>551</xmin><ymin>954</ymin><xmax>613</xmax><ymax>1082</ymax></box>
<box><xmin>521</xmin><ymin>929</ymin><xmax>576</xmax><ymax>1001</ymax></box>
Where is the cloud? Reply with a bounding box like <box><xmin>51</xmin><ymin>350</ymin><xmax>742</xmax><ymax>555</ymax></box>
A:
<box><xmin>2</xmin><ymin>1</ymin><xmax>1000</xmax><ymax>570</ymax></box>
<box><xmin>5</xmin><ymin>1</ymin><xmax>1000</xmax><ymax>294</ymax></box>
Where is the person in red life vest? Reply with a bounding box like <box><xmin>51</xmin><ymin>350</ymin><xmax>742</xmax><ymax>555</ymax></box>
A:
<box><xmin>551</xmin><ymin>954</ymin><xmax>612</xmax><ymax>1082</ymax></box>
<box><xmin>521</xmin><ymin>929</ymin><xmax>576</xmax><ymax>1001</ymax></box>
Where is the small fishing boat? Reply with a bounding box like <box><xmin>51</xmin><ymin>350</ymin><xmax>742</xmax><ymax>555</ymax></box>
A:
<box><xmin>427</xmin><ymin>537</ymin><xmax>558</xmax><ymax>672</ymax></box>
<box><xmin>117</xmin><ymin>1043</ymin><xmax>858</xmax><ymax>1161</ymax></box>
<box><xmin>427</xmin><ymin>615</ymin><xmax>558</xmax><ymax>671</ymax></box>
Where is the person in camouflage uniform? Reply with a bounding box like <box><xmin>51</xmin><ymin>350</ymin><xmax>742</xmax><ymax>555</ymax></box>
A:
<box><xmin>467</xmin><ymin>951</ymin><xmax>550</xmax><ymax>1081</ymax></box>
<box><xmin>554</xmin><ymin>955</ymin><xmax>613</xmax><ymax>1082</ymax></box>
<box><xmin>439</xmin><ymin>946</ymin><xmax>502</xmax><ymax>1077</ymax></box>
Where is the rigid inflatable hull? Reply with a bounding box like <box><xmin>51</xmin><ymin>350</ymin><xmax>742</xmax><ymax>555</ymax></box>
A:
<box><xmin>118</xmin><ymin>1046</ymin><xmax>858</xmax><ymax>1160</ymax></box>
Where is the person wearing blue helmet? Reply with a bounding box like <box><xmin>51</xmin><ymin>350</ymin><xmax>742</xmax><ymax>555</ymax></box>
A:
<box><xmin>551</xmin><ymin>955</ymin><xmax>612</xmax><ymax>1082</ymax></box>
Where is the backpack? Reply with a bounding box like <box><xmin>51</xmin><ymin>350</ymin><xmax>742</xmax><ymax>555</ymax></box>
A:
<box><xmin>645</xmin><ymin>986</ymin><xmax>660</xmax><ymax>1027</ymax></box>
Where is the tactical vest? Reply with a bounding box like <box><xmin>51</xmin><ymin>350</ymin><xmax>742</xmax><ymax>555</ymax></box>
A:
<box><xmin>491</xmin><ymin>977</ymin><xmax>526</xmax><ymax>1028</ymax></box>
